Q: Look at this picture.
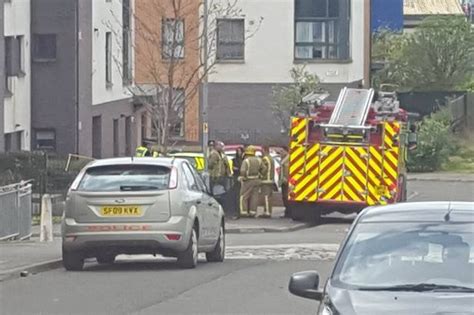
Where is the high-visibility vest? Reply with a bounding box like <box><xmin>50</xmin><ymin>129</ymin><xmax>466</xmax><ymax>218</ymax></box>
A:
<box><xmin>135</xmin><ymin>146</ymin><xmax>149</xmax><ymax>157</ymax></box>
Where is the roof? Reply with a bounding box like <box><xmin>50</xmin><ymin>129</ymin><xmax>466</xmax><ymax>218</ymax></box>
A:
<box><xmin>86</xmin><ymin>157</ymin><xmax>178</xmax><ymax>168</ymax></box>
<box><xmin>359</xmin><ymin>202</ymin><xmax>474</xmax><ymax>223</ymax></box>
<box><xmin>404</xmin><ymin>0</ymin><xmax>464</xmax><ymax>15</ymax></box>
<box><xmin>170</xmin><ymin>152</ymin><xmax>204</xmax><ymax>158</ymax></box>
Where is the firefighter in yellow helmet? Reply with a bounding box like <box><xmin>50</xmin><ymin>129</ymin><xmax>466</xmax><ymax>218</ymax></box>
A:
<box><xmin>239</xmin><ymin>145</ymin><xmax>264</xmax><ymax>218</ymax></box>
<box><xmin>259</xmin><ymin>146</ymin><xmax>275</xmax><ymax>218</ymax></box>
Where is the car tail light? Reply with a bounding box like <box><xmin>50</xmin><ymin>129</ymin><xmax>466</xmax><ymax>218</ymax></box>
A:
<box><xmin>168</xmin><ymin>167</ymin><xmax>178</xmax><ymax>189</ymax></box>
<box><xmin>165</xmin><ymin>234</ymin><xmax>181</xmax><ymax>241</ymax></box>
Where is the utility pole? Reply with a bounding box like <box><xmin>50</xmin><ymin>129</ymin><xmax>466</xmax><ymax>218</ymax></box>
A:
<box><xmin>202</xmin><ymin>0</ymin><xmax>209</xmax><ymax>171</ymax></box>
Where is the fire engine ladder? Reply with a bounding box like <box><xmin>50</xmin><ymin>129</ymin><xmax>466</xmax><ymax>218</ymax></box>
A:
<box><xmin>328</xmin><ymin>87</ymin><xmax>375</xmax><ymax>128</ymax></box>
<box><xmin>320</xmin><ymin>87</ymin><xmax>375</xmax><ymax>141</ymax></box>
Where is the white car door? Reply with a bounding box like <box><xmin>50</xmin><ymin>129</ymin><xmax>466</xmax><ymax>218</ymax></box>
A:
<box><xmin>191</xmin><ymin>166</ymin><xmax>221</xmax><ymax>242</ymax></box>
<box><xmin>181</xmin><ymin>162</ymin><xmax>212</xmax><ymax>246</ymax></box>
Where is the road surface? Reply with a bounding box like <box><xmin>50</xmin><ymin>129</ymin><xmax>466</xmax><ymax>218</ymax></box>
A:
<box><xmin>1</xmin><ymin>181</ymin><xmax>472</xmax><ymax>314</ymax></box>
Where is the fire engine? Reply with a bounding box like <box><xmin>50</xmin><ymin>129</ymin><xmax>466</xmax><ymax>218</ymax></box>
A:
<box><xmin>287</xmin><ymin>86</ymin><xmax>417</xmax><ymax>222</ymax></box>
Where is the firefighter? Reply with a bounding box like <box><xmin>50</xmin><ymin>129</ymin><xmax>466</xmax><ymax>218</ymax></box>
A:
<box><xmin>208</xmin><ymin>141</ymin><xmax>226</xmax><ymax>193</ymax></box>
<box><xmin>239</xmin><ymin>145</ymin><xmax>263</xmax><ymax>218</ymax></box>
<box><xmin>259</xmin><ymin>146</ymin><xmax>275</xmax><ymax>218</ymax></box>
<box><xmin>231</xmin><ymin>147</ymin><xmax>245</xmax><ymax>219</ymax></box>
<box><xmin>279</xmin><ymin>148</ymin><xmax>291</xmax><ymax>218</ymax></box>
<box><xmin>135</xmin><ymin>143</ymin><xmax>152</xmax><ymax>157</ymax></box>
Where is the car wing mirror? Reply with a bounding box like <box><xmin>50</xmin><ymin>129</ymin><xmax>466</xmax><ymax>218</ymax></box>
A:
<box><xmin>289</xmin><ymin>271</ymin><xmax>323</xmax><ymax>301</ymax></box>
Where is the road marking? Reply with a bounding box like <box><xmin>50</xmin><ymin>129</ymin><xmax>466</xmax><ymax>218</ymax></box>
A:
<box><xmin>114</xmin><ymin>243</ymin><xmax>340</xmax><ymax>263</ymax></box>
<box><xmin>407</xmin><ymin>191</ymin><xmax>419</xmax><ymax>200</ymax></box>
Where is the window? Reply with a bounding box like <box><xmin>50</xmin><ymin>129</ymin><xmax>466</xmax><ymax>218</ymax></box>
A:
<box><xmin>125</xmin><ymin>116</ymin><xmax>132</xmax><ymax>156</ymax></box>
<box><xmin>106</xmin><ymin>32</ymin><xmax>112</xmax><ymax>85</ymax></box>
<box><xmin>16</xmin><ymin>36</ymin><xmax>25</xmax><ymax>74</ymax></box>
<box><xmin>217</xmin><ymin>19</ymin><xmax>245</xmax><ymax>61</ymax></box>
<box><xmin>162</xmin><ymin>19</ymin><xmax>184</xmax><ymax>59</ymax></box>
<box><xmin>294</xmin><ymin>0</ymin><xmax>350</xmax><ymax>60</ymax></box>
<box><xmin>122</xmin><ymin>0</ymin><xmax>132</xmax><ymax>84</ymax></box>
<box><xmin>113</xmin><ymin>119</ymin><xmax>119</xmax><ymax>157</ymax></box>
<box><xmin>159</xmin><ymin>88</ymin><xmax>185</xmax><ymax>138</ymax></box>
<box><xmin>4</xmin><ymin>133</ymin><xmax>12</xmax><ymax>152</ymax></box>
<box><xmin>141</xmin><ymin>113</ymin><xmax>148</xmax><ymax>141</ymax></box>
<box><xmin>182</xmin><ymin>163</ymin><xmax>199</xmax><ymax>191</ymax></box>
<box><xmin>92</xmin><ymin>116</ymin><xmax>102</xmax><ymax>158</ymax></box>
<box><xmin>34</xmin><ymin>129</ymin><xmax>56</xmax><ymax>151</ymax></box>
<box><xmin>78</xmin><ymin>165</ymin><xmax>171</xmax><ymax>192</ymax></box>
<box><xmin>33</xmin><ymin>34</ymin><xmax>57</xmax><ymax>61</ymax></box>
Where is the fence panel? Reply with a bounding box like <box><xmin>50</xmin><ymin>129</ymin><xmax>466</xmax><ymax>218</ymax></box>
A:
<box><xmin>0</xmin><ymin>182</ymin><xmax>32</xmax><ymax>241</ymax></box>
<box><xmin>18</xmin><ymin>185</ymin><xmax>32</xmax><ymax>240</ymax></box>
<box><xmin>0</xmin><ymin>189</ymin><xmax>19</xmax><ymax>240</ymax></box>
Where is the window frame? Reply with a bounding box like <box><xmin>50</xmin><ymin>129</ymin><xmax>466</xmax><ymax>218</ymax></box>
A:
<box><xmin>34</xmin><ymin>128</ymin><xmax>56</xmax><ymax>151</ymax></box>
<box><xmin>294</xmin><ymin>0</ymin><xmax>351</xmax><ymax>62</ymax></box>
<box><xmin>113</xmin><ymin>118</ymin><xmax>120</xmax><ymax>157</ymax></box>
<box><xmin>162</xmin><ymin>18</ymin><xmax>185</xmax><ymax>60</ymax></box>
<box><xmin>216</xmin><ymin>18</ymin><xmax>245</xmax><ymax>62</ymax></box>
<box><xmin>105</xmin><ymin>31</ymin><xmax>113</xmax><ymax>87</ymax></box>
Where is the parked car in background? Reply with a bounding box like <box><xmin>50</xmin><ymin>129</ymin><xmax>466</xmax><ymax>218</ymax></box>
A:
<box><xmin>62</xmin><ymin>157</ymin><xmax>225</xmax><ymax>271</ymax></box>
<box><xmin>289</xmin><ymin>202</ymin><xmax>474</xmax><ymax>314</ymax></box>
<box><xmin>169</xmin><ymin>152</ymin><xmax>206</xmax><ymax>172</ymax></box>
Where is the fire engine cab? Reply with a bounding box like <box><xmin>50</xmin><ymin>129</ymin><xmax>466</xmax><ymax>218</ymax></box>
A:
<box><xmin>287</xmin><ymin>86</ymin><xmax>417</xmax><ymax>222</ymax></box>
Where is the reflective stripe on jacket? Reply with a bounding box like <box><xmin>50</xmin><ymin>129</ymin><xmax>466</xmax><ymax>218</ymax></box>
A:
<box><xmin>240</xmin><ymin>156</ymin><xmax>262</xmax><ymax>180</ymax></box>
<box><xmin>261</xmin><ymin>155</ymin><xmax>274</xmax><ymax>184</ymax></box>
<box><xmin>135</xmin><ymin>146</ymin><xmax>148</xmax><ymax>157</ymax></box>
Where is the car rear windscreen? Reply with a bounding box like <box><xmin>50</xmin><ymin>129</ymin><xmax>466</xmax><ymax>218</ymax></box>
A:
<box><xmin>78</xmin><ymin>164</ymin><xmax>171</xmax><ymax>192</ymax></box>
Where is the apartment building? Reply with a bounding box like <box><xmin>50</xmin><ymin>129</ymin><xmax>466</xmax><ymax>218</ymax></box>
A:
<box><xmin>30</xmin><ymin>0</ymin><xmax>136</xmax><ymax>158</ymax></box>
<box><xmin>134</xmin><ymin>0</ymin><xmax>201</xmax><ymax>147</ymax></box>
<box><xmin>207</xmin><ymin>0</ymin><xmax>371</xmax><ymax>145</ymax></box>
<box><xmin>2</xmin><ymin>0</ymin><xmax>31</xmax><ymax>152</ymax></box>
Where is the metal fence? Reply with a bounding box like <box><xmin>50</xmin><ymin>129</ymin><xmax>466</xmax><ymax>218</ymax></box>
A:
<box><xmin>0</xmin><ymin>181</ymin><xmax>32</xmax><ymax>241</ymax></box>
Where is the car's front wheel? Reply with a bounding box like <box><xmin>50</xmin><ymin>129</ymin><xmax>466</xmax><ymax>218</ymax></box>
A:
<box><xmin>206</xmin><ymin>224</ymin><xmax>225</xmax><ymax>262</ymax></box>
<box><xmin>62</xmin><ymin>249</ymin><xmax>84</xmax><ymax>271</ymax></box>
<box><xmin>177</xmin><ymin>226</ymin><xmax>198</xmax><ymax>269</ymax></box>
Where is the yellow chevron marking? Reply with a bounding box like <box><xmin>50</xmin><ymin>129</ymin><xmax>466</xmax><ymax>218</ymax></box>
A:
<box><xmin>385</xmin><ymin>149</ymin><xmax>399</xmax><ymax>166</ymax></box>
<box><xmin>344</xmin><ymin>177</ymin><xmax>364</xmax><ymax>201</ymax></box>
<box><xmin>318</xmin><ymin>147</ymin><xmax>344</xmax><ymax>184</ymax></box>
<box><xmin>289</xmin><ymin>146</ymin><xmax>305</xmax><ymax>173</ymax></box>
<box><xmin>291</xmin><ymin>119</ymin><xmax>306</xmax><ymax>136</ymax></box>
<box><xmin>345</xmin><ymin>148</ymin><xmax>368</xmax><ymax>185</ymax></box>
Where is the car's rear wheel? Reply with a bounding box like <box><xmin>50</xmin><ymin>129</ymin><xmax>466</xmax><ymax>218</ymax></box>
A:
<box><xmin>63</xmin><ymin>249</ymin><xmax>84</xmax><ymax>271</ymax></box>
<box><xmin>177</xmin><ymin>226</ymin><xmax>198</xmax><ymax>269</ymax></box>
<box><xmin>206</xmin><ymin>224</ymin><xmax>225</xmax><ymax>262</ymax></box>
<box><xmin>96</xmin><ymin>253</ymin><xmax>115</xmax><ymax>264</ymax></box>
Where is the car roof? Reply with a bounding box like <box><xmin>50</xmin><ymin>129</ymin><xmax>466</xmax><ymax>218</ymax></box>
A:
<box><xmin>359</xmin><ymin>202</ymin><xmax>474</xmax><ymax>223</ymax></box>
<box><xmin>171</xmin><ymin>152</ymin><xmax>204</xmax><ymax>158</ymax></box>
<box><xmin>85</xmin><ymin>157</ymin><xmax>180</xmax><ymax>168</ymax></box>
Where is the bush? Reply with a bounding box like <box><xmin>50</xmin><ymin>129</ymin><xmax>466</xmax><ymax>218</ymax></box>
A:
<box><xmin>408</xmin><ymin>107</ymin><xmax>457</xmax><ymax>172</ymax></box>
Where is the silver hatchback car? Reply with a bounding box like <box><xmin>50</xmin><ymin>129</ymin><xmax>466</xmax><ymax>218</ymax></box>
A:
<box><xmin>62</xmin><ymin>157</ymin><xmax>225</xmax><ymax>270</ymax></box>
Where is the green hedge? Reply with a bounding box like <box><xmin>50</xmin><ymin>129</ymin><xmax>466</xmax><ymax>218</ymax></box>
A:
<box><xmin>0</xmin><ymin>152</ymin><xmax>80</xmax><ymax>195</ymax></box>
<box><xmin>407</xmin><ymin>108</ymin><xmax>457</xmax><ymax>172</ymax></box>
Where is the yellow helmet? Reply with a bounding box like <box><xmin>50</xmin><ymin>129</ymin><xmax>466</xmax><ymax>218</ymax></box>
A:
<box><xmin>244</xmin><ymin>145</ymin><xmax>256</xmax><ymax>156</ymax></box>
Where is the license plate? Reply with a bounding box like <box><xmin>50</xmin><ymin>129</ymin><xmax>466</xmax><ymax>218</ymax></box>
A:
<box><xmin>100</xmin><ymin>206</ymin><xmax>142</xmax><ymax>217</ymax></box>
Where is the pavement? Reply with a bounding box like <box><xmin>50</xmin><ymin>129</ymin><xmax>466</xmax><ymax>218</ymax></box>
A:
<box><xmin>1</xmin><ymin>176</ymin><xmax>473</xmax><ymax>314</ymax></box>
<box><xmin>408</xmin><ymin>171</ymin><xmax>474</xmax><ymax>182</ymax></box>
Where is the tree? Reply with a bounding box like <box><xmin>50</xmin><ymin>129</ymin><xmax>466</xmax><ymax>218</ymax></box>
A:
<box><xmin>107</xmin><ymin>0</ymin><xmax>262</xmax><ymax>153</ymax></box>
<box><xmin>373</xmin><ymin>16</ymin><xmax>474</xmax><ymax>91</ymax></box>
<box><xmin>271</xmin><ymin>66</ymin><xmax>326</xmax><ymax>132</ymax></box>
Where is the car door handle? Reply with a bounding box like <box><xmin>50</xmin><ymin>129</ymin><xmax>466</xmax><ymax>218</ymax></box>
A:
<box><xmin>208</xmin><ymin>202</ymin><xmax>214</xmax><ymax>206</ymax></box>
<box><xmin>196</xmin><ymin>200</ymin><xmax>202</xmax><ymax>205</ymax></box>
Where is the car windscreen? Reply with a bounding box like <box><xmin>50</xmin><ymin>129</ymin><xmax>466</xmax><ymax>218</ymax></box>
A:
<box><xmin>77</xmin><ymin>164</ymin><xmax>171</xmax><ymax>192</ymax></box>
<box><xmin>332</xmin><ymin>222</ymin><xmax>474</xmax><ymax>290</ymax></box>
